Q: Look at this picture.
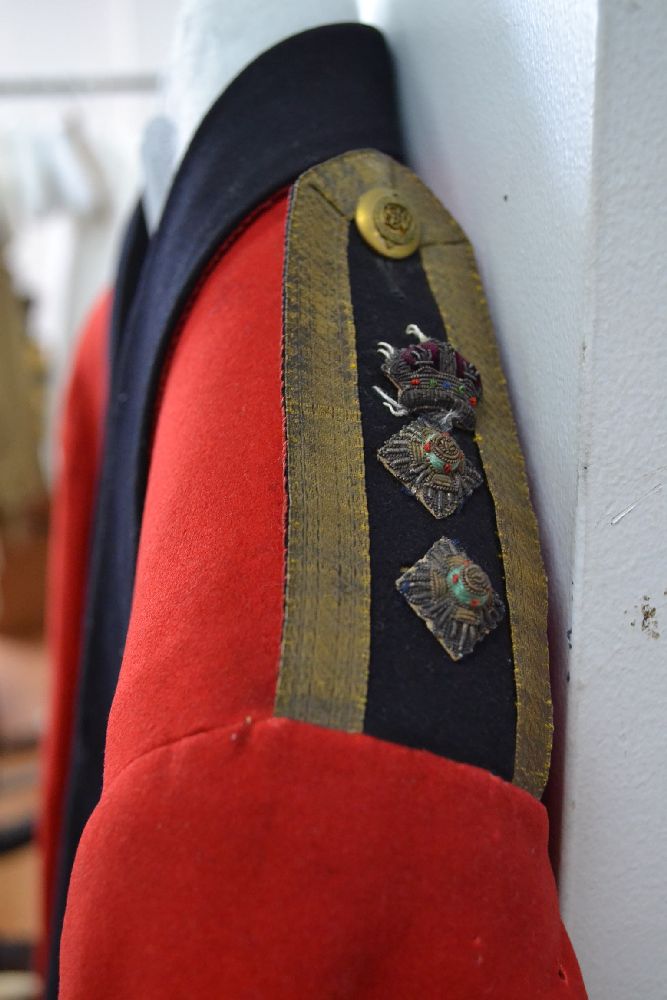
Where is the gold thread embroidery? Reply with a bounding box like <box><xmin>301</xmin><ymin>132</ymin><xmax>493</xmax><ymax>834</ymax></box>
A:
<box><xmin>275</xmin><ymin>174</ymin><xmax>371</xmax><ymax>731</ymax></box>
<box><xmin>275</xmin><ymin>150</ymin><xmax>552</xmax><ymax>796</ymax></box>
<box><xmin>419</xmin><ymin>231</ymin><xmax>552</xmax><ymax>798</ymax></box>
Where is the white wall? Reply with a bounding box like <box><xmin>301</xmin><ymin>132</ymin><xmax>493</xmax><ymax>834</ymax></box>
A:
<box><xmin>368</xmin><ymin>0</ymin><xmax>596</xmax><ymax>671</ymax></box>
<box><xmin>370</xmin><ymin>0</ymin><xmax>667</xmax><ymax>997</ymax></box>
<box><xmin>559</xmin><ymin>2</ymin><xmax>667</xmax><ymax>997</ymax></box>
<box><xmin>0</xmin><ymin>0</ymin><xmax>180</xmax><ymax>327</ymax></box>
<box><xmin>0</xmin><ymin>0</ymin><xmax>177</xmax><ymax>78</ymax></box>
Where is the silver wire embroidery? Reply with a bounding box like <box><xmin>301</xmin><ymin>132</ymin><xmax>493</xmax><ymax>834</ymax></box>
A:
<box><xmin>377</xmin><ymin>418</ymin><xmax>482</xmax><ymax>518</ymax></box>
<box><xmin>396</xmin><ymin>537</ymin><xmax>505</xmax><ymax>660</ymax></box>
<box><xmin>374</xmin><ymin>323</ymin><xmax>482</xmax><ymax>430</ymax></box>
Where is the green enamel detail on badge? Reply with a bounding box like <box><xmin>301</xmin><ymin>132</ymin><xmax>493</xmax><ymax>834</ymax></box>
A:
<box><xmin>427</xmin><ymin>451</ymin><xmax>445</xmax><ymax>472</ymax></box>
<box><xmin>422</xmin><ymin>433</ymin><xmax>463</xmax><ymax>475</ymax></box>
<box><xmin>396</xmin><ymin>538</ymin><xmax>504</xmax><ymax>660</ymax></box>
<box><xmin>446</xmin><ymin>563</ymin><xmax>491</xmax><ymax>608</ymax></box>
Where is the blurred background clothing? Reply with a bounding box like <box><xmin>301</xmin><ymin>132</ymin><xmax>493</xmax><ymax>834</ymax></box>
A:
<box><xmin>0</xmin><ymin>5</ymin><xmax>180</xmax><ymax>993</ymax></box>
<box><xmin>0</xmin><ymin>259</ymin><xmax>44</xmax><ymax>529</ymax></box>
<box><xmin>0</xmin><ymin>0</ymin><xmax>188</xmax><ymax>480</ymax></box>
<box><xmin>0</xmin><ymin>260</ymin><xmax>48</xmax><ymax>997</ymax></box>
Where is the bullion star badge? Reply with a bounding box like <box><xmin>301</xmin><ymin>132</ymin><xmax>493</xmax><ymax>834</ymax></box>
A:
<box><xmin>377</xmin><ymin>418</ymin><xmax>482</xmax><ymax>518</ymax></box>
<box><xmin>396</xmin><ymin>537</ymin><xmax>505</xmax><ymax>660</ymax></box>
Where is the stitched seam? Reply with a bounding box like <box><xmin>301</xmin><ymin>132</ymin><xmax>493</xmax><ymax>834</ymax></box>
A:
<box><xmin>104</xmin><ymin>710</ymin><xmax>274</xmax><ymax>794</ymax></box>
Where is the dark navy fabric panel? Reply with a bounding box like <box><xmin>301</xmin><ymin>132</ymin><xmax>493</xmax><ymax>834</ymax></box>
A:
<box><xmin>108</xmin><ymin>202</ymin><xmax>149</xmax><ymax>368</ymax></box>
<box><xmin>47</xmin><ymin>25</ymin><xmax>404</xmax><ymax>996</ymax></box>
<box><xmin>348</xmin><ymin>225</ymin><xmax>517</xmax><ymax>779</ymax></box>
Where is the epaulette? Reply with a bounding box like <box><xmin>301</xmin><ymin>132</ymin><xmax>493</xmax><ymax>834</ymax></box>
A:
<box><xmin>275</xmin><ymin>149</ymin><xmax>552</xmax><ymax>798</ymax></box>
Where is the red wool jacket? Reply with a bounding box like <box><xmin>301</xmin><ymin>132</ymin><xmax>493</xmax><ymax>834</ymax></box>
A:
<box><xmin>42</xmin><ymin>192</ymin><xmax>586</xmax><ymax>998</ymax></box>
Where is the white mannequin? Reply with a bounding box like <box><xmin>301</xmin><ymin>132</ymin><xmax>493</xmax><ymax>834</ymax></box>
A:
<box><xmin>142</xmin><ymin>0</ymin><xmax>359</xmax><ymax>232</ymax></box>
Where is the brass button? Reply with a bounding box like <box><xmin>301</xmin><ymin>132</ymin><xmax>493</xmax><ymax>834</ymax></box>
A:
<box><xmin>355</xmin><ymin>186</ymin><xmax>420</xmax><ymax>259</ymax></box>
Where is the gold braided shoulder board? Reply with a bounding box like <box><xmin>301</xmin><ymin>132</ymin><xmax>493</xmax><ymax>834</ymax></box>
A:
<box><xmin>274</xmin><ymin>149</ymin><xmax>552</xmax><ymax>799</ymax></box>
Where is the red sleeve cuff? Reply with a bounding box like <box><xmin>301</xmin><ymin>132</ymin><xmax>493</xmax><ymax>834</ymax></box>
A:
<box><xmin>60</xmin><ymin>717</ymin><xmax>585</xmax><ymax>998</ymax></box>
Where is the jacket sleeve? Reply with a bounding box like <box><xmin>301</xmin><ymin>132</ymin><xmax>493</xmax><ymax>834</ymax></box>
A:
<box><xmin>57</xmin><ymin>197</ymin><xmax>586</xmax><ymax>999</ymax></box>
<box><xmin>61</xmin><ymin>717</ymin><xmax>585</xmax><ymax>999</ymax></box>
<box><xmin>40</xmin><ymin>291</ymin><xmax>110</xmax><ymax>957</ymax></box>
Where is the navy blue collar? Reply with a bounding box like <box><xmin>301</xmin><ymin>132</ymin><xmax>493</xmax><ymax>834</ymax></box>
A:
<box><xmin>114</xmin><ymin>23</ymin><xmax>404</xmax><ymax>528</ymax></box>
<box><xmin>113</xmin><ymin>20</ymin><xmax>404</xmax><ymax>611</ymax></box>
<box><xmin>48</xmin><ymin>23</ymin><xmax>404</xmax><ymax>995</ymax></box>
